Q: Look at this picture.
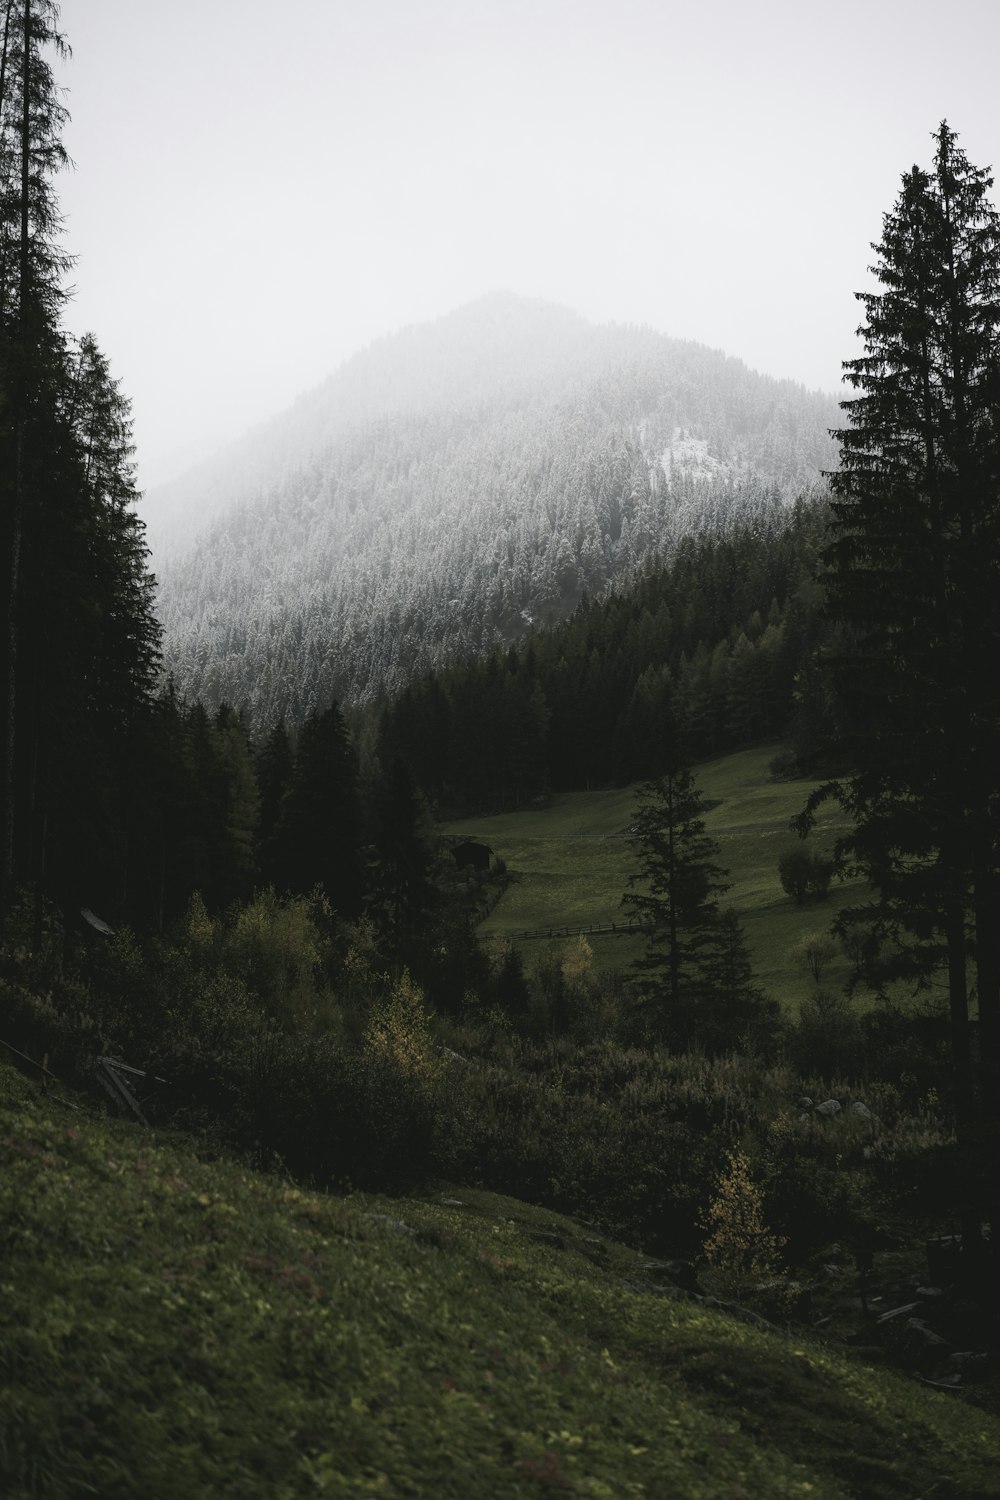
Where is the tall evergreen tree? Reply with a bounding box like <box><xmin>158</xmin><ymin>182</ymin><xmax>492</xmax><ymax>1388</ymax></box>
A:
<box><xmin>278</xmin><ymin>702</ymin><xmax>362</xmax><ymax>918</ymax></box>
<box><xmin>368</xmin><ymin>759</ymin><xmax>439</xmax><ymax>970</ymax></box>
<box><xmin>804</xmin><ymin>122</ymin><xmax>1000</xmax><ymax>1249</ymax></box>
<box><xmin>254</xmin><ymin>719</ymin><xmax>293</xmax><ymax>887</ymax></box>
<box><xmin>0</xmin><ymin>4</ymin><xmax>160</xmax><ymax>922</ymax></box>
<box><xmin>622</xmin><ymin>763</ymin><xmax>731</xmax><ymax>1047</ymax></box>
<box><xmin>0</xmin><ymin>0</ymin><xmax>70</xmax><ymax>908</ymax></box>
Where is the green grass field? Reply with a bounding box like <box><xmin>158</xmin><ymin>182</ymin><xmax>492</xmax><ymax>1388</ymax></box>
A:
<box><xmin>444</xmin><ymin>745</ymin><xmax>866</xmax><ymax>1010</ymax></box>
<box><xmin>4</xmin><ymin>1056</ymin><xmax>999</xmax><ymax>1499</ymax></box>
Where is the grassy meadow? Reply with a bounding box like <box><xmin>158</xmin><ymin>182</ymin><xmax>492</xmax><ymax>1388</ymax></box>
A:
<box><xmin>444</xmin><ymin>745</ymin><xmax>865</xmax><ymax>1010</ymax></box>
<box><xmin>4</xmin><ymin>1056</ymin><xmax>1000</xmax><ymax>1500</ymax></box>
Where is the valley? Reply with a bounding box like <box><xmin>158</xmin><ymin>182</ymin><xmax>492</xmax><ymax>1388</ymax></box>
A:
<box><xmin>445</xmin><ymin>744</ymin><xmax>862</xmax><ymax>1008</ymax></box>
<box><xmin>2</xmin><ymin>9</ymin><xmax>999</xmax><ymax>1490</ymax></box>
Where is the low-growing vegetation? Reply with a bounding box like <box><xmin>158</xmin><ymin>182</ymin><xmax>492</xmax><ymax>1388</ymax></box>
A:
<box><xmin>447</xmin><ymin>745</ymin><xmax>859</xmax><ymax>1005</ymax></box>
<box><xmin>3</xmin><ymin>1056</ymin><xmax>1000</xmax><ymax>1500</ymax></box>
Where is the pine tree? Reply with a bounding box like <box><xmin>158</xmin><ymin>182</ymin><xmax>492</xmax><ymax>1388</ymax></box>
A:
<box><xmin>0</xmin><ymin>5</ymin><xmax>160</xmax><ymax>923</ymax></box>
<box><xmin>255</xmin><ymin>719</ymin><xmax>293</xmax><ymax>886</ymax></box>
<box><xmin>368</xmin><ymin>759</ymin><xmax>440</xmax><ymax>971</ymax></box>
<box><xmin>807</xmin><ymin>122</ymin><xmax>1000</xmax><ymax>1252</ymax></box>
<box><xmin>622</xmin><ymin>764</ymin><xmax>731</xmax><ymax>1046</ymax></box>
<box><xmin>278</xmin><ymin>702</ymin><xmax>362</xmax><ymax>918</ymax></box>
<box><xmin>0</xmin><ymin>0</ymin><xmax>71</xmax><ymax>907</ymax></box>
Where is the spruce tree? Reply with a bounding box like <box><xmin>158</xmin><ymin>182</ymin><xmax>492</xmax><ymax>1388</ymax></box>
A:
<box><xmin>0</xmin><ymin>4</ymin><xmax>161</xmax><ymax>922</ymax></box>
<box><xmin>808</xmin><ymin>122</ymin><xmax>1000</xmax><ymax>1250</ymax></box>
<box><xmin>622</xmin><ymin>764</ymin><xmax>731</xmax><ymax>1047</ymax></box>
<box><xmin>0</xmin><ymin>0</ymin><xmax>71</xmax><ymax>907</ymax></box>
<box><xmin>278</xmin><ymin>702</ymin><xmax>362</xmax><ymax>918</ymax></box>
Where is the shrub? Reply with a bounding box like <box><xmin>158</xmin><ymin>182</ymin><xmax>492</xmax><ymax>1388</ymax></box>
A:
<box><xmin>791</xmin><ymin>932</ymin><xmax>839</xmax><ymax>985</ymax></box>
<box><xmin>790</xmin><ymin>988</ymin><xmax>867</xmax><ymax>1079</ymax></box>
<box><xmin>778</xmin><ymin>846</ymin><xmax>834</xmax><ymax>905</ymax></box>
<box><xmin>702</xmin><ymin>1147</ymin><xmax>785</xmax><ymax>1296</ymax></box>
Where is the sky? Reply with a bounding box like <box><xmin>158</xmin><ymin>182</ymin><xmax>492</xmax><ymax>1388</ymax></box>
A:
<box><xmin>51</xmin><ymin>0</ymin><xmax>1000</xmax><ymax>492</ymax></box>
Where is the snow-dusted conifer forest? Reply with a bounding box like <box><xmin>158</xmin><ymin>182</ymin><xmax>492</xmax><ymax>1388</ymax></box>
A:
<box><xmin>152</xmin><ymin>293</ymin><xmax>838</xmax><ymax>727</ymax></box>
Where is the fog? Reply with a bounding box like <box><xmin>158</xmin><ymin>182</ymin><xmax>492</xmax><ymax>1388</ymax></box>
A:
<box><xmin>53</xmin><ymin>0</ymin><xmax>1000</xmax><ymax>492</ymax></box>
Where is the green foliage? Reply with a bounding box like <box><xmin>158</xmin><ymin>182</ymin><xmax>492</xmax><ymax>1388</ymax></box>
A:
<box><xmin>530</xmin><ymin>935</ymin><xmax>604</xmax><ymax>1037</ymax></box>
<box><xmin>778</xmin><ymin>844</ymin><xmax>834</xmax><ymax>905</ymax></box>
<box><xmin>792</xmin><ymin>932</ymin><xmax>840</xmax><ymax>986</ymax></box>
<box><xmin>622</xmin><ymin>765</ymin><xmax>777</xmax><ymax>1054</ymax></box>
<box><xmin>0</xmin><ymin>10</ymin><xmax>161</xmax><ymax>924</ymax></box>
<box><xmin>376</xmin><ymin>500</ymin><xmax>830</xmax><ymax>814</ymax></box>
<box><xmin>811</xmin><ymin>122</ymin><xmax>1000</xmax><ymax>1218</ymax></box>
<box><xmin>448</xmin><ymin>743</ymin><xmax>859</xmax><ymax>1007</ymax></box>
<box><xmin>4</xmin><ymin>1060</ymin><xmax>999</xmax><ymax>1500</ymax></box>
<box><xmin>217</xmin><ymin>887</ymin><xmax>333</xmax><ymax>1030</ymax></box>
<box><xmin>789</xmin><ymin>989</ymin><xmax>867</xmax><ymax>1081</ymax></box>
<box><xmin>276</xmin><ymin>701</ymin><xmax>363</xmax><ymax>918</ymax></box>
<box><xmin>623</xmin><ymin>765</ymin><xmax>730</xmax><ymax>1037</ymax></box>
<box><xmin>702</xmin><ymin>1148</ymin><xmax>786</xmax><ymax>1297</ymax></box>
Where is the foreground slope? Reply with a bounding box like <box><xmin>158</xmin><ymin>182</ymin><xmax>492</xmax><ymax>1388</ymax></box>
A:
<box><xmin>2</xmin><ymin>1060</ymin><xmax>998</xmax><ymax>1499</ymax></box>
<box><xmin>152</xmin><ymin>294</ymin><xmax>838</xmax><ymax>723</ymax></box>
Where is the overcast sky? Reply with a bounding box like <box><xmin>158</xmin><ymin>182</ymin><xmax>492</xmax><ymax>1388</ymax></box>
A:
<box><xmin>53</xmin><ymin>0</ymin><xmax>1000</xmax><ymax>491</ymax></box>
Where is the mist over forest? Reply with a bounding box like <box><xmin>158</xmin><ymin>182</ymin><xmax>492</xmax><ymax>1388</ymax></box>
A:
<box><xmin>3</xmin><ymin>5</ymin><xmax>1000</xmax><ymax>1495</ymax></box>
<box><xmin>153</xmin><ymin>292</ymin><xmax>837</xmax><ymax>724</ymax></box>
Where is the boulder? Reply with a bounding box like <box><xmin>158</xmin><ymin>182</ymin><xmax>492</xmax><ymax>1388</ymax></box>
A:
<box><xmin>901</xmin><ymin>1317</ymin><xmax>952</xmax><ymax>1362</ymax></box>
<box><xmin>365</xmin><ymin>1213</ymin><xmax>416</xmax><ymax>1237</ymax></box>
<box><xmin>816</xmin><ymin>1099</ymin><xmax>842</xmax><ymax>1117</ymax></box>
<box><xmin>642</xmin><ymin>1259</ymin><xmax>702</xmax><ymax>1294</ymax></box>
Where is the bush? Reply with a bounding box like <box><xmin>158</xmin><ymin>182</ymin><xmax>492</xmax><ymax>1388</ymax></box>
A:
<box><xmin>791</xmin><ymin>933</ymin><xmax>839</xmax><ymax>986</ymax></box>
<box><xmin>702</xmin><ymin>1148</ymin><xmax>785</xmax><ymax>1296</ymax></box>
<box><xmin>790</xmin><ymin>988</ymin><xmax>867</xmax><ymax>1078</ymax></box>
<box><xmin>777</xmin><ymin>846</ymin><xmax>834</xmax><ymax>905</ymax></box>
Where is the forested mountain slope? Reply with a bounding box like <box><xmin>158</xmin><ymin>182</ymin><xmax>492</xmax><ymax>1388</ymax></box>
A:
<box><xmin>152</xmin><ymin>294</ymin><xmax>838</xmax><ymax>726</ymax></box>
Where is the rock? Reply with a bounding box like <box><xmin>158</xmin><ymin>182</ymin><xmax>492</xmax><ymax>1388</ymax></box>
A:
<box><xmin>700</xmin><ymin>1295</ymin><xmax>780</xmax><ymax>1334</ymax></box>
<box><xmin>439</xmin><ymin>1197</ymin><xmax>464</xmax><ymax>1206</ymax></box>
<box><xmin>850</xmin><ymin>1100</ymin><xmax>873</xmax><ymax>1119</ymax></box>
<box><xmin>365</xmin><ymin>1213</ymin><xmax>416</xmax><ymax>1237</ymax></box>
<box><xmin>642</xmin><ymin>1259</ymin><xmax>702</xmax><ymax>1294</ymax></box>
<box><xmin>876</xmin><ymin>1301</ymin><xmax>922</xmax><ymax>1324</ymax></box>
<box><xmin>530</xmin><ymin>1230</ymin><xmax>565</xmax><ymax>1249</ymax></box>
<box><xmin>798</xmin><ymin>1097</ymin><xmax>814</xmax><ymax>1110</ymax></box>
<box><xmin>816</xmin><ymin>1099</ymin><xmax>842</xmax><ymax>1117</ymax></box>
<box><xmin>621</xmin><ymin>1278</ymin><xmax>692</xmax><ymax>1303</ymax></box>
<box><xmin>437</xmin><ymin>1045</ymin><xmax>471</xmax><ymax>1065</ymax></box>
<box><xmin>901</xmin><ymin>1317</ymin><xmax>952</xmax><ymax>1361</ymax></box>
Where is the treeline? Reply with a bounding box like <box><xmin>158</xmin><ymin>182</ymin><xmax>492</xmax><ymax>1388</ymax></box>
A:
<box><xmin>0</xmin><ymin>4</ymin><xmax>160</xmax><ymax>924</ymax></box>
<box><xmin>374</xmin><ymin>495</ymin><xmax>832</xmax><ymax>813</ymax></box>
<box><xmin>155</xmin><ymin>293</ymin><xmax>838</xmax><ymax>727</ymax></box>
<box><xmin>97</xmin><ymin>692</ymin><xmax>486</xmax><ymax>1012</ymax></box>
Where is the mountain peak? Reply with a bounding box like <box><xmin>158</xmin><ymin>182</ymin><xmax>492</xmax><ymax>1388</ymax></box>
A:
<box><xmin>153</xmin><ymin>313</ymin><xmax>839</xmax><ymax>725</ymax></box>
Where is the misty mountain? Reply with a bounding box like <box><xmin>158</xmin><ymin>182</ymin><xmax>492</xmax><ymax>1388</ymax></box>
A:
<box><xmin>151</xmin><ymin>293</ymin><xmax>838</xmax><ymax>727</ymax></box>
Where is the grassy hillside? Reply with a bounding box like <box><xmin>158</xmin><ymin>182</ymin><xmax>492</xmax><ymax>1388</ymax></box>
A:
<box><xmin>3</xmin><ymin>1058</ymin><xmax>999</xmax><ymax>1499</ymax></box>
<box><xmin>444</xmin><ymin>745</ymin><xmax>863</xmax><ymax>1009</ymax></box>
